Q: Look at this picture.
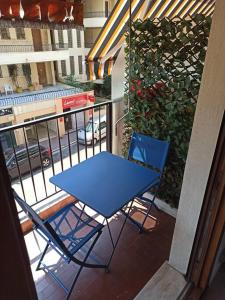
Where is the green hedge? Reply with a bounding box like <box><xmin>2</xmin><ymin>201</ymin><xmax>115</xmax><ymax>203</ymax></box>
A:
<box><xmin>123</xmin><ymin>16</ymin><xmax>212</xmax><ymax>207</ymax></box>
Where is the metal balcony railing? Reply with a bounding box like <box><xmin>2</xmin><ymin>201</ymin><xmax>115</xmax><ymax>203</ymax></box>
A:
<box><xmin>0</xmin><ymin>43</ymin><xmax>69</xmax><ymax>53</ymax></box>
<box><xmin>0</xmin><ymin>101</ymin><xmax>112</xmax><ymax>214</ymax></box>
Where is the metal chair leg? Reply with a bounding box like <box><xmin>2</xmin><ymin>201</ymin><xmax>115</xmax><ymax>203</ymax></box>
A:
<box><xmin>67</xmin><ymin>231</ymin><xmax>105</xmax><ymax>299</ymax></box>
<box><xmin>36</xmin><ymin>242</ymin><xmax>50</xmax><ymax>271</ymax></box>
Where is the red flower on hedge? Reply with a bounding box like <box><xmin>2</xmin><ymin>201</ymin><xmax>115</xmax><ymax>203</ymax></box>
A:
<box><xmin>136</xmin><ymin>89</ymin><xmax>142</xmax><ymax>97</ymax></box>
<box><xmin>137</xmin><ymin>79</ymin><xmax>142</xmax><ymax>86</ymax></box>
<box><xmin>130</xmin><ymin>79</ymin><xmax>166</xmax><ymax>100</ymax></box>
<box><xmin>130</xmin><ymin>84</ymin><xmax>136</xmax><ymax>92</ymax></box>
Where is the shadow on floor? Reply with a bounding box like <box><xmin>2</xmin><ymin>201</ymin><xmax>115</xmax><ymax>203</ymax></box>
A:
<box><xmin>27</xmin><ymin>205</ymin><xmax>175</xmax><ymax>300</ymax></box>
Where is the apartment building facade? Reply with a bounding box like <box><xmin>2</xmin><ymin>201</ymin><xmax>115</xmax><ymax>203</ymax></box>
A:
<box><xmin>0</xmin><ymin>27</ymin><xmax>94</xmax><ymax>149</ymax></box>
<box><xmin>53</xmin><ymin>0</ymin><xmax>117</xmax><ymax>82</ymax></box>
<box><xmin>83</xmin><ymin>0</ymin><xmax>116</xmax><ymax>51</ymax></box>
<box><xmin>53</xmin><ymin>28</ymin><xmax>86</xmax><ymax>80</ymax></box>
<box><xmin>0</xmin><ymin>1</ymin><xmax>117</xmax><ymax>149</ymax></box>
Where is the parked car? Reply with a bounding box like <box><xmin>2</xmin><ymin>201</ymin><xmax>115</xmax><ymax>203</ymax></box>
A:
<box><xmin>4</xmin><ymin>144</ymin><xmax>51</xmax><ymax>179</ymax></box>
<box><xmin>78</xmin><ymin>115</ymin><xmax>107</xmax><ymax>145</ymax></box>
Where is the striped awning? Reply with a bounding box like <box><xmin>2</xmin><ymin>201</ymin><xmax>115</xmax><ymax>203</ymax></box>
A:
<box><xmin>86</xmin><ymin>0</ymin><xmax>216</xmax><ymax>80</ymax></box>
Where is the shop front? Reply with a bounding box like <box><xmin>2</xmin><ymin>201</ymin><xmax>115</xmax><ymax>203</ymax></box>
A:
<box><xmin>0</xmin><ymin>107</ymin><xmax>16</xmax><ymax>151</ymax></box>
<box><xmin>62</xmin><ymin>91</ymin><xmax>95</xmax><ymax>131</ymax></box>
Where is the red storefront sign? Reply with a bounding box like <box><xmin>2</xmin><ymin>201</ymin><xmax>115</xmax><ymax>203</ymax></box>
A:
<box><xmin>88</xmin><ymin>95</ymin><xmax>95</xmax><ymax>102</ymax></box>
<box><xmin>62</xmin><ymin>93</ymin><xmax>95</xmax><ymax>109</ymax></box>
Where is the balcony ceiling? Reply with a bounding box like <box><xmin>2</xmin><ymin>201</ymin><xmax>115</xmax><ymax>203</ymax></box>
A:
<box><xmin>86</xmin><ymin>0</ymin><xmax>216</xmax><ymax>80</ymax></box>
<box><xmin>0</xmin><ymin>0</ymin><xmax>83</xmax><ymax>29</ymax></box>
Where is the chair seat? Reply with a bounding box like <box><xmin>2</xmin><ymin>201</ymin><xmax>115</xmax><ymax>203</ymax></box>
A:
<box><xmin>45</xmin><ymin>203</ymin><xmax>103</xmax><ymax>256</ymax></box>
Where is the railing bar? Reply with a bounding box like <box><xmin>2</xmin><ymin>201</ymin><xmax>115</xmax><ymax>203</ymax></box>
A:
<box><xmin>0</xmin><ymin>101</ymin><xmax>112</xmax><ymax>133</ymax></box>
<box><xmin>106</xmin><ymin>103</ymin><xmax>113</xmax><ymax>153</ymax></box>
<box><xmin>74</xmin><ymin>113</ymin><xmax>80</xmax><ymax>164</ymax></box>
<box><xmin>34</xmin><ymin>124</ymin><xmax>48</xmax><ymax>198</ymax></box>
<box><xmin>99</xmin><ymin>107</ymin><xmax>102</xmax><ymax>152</ymax></box>
<box><xmin>56</xmin><ymin>118</ymin><xmax>64</xmax><ymax>172</ymax></box>
<box><xmin>83</xmin><ymin>111</ymin><xmax>88</xmax><ymax>160</ymax></box>
<box><xmin>9</xmin><ymin>130</ymin><xmax>26</xmax><ymax>201</ymax></box>
<box><xmin>46</xmin><ymin>121</ymin><xmax>56</xmax><ymax>193</ymax></box>
<box><xmin>67</xmin><ymin>125</ymin><xmax>72</xmax><ymax>168</ymax></box>
<box><xmin>22</xmin><ymin>127</ymin><xmax>38</xmax><ymax>203</ymax></box>
<box><xmin>91</xmin><ymin>107</ymin><xmax>95</xmax><ymax>156</ymax></box>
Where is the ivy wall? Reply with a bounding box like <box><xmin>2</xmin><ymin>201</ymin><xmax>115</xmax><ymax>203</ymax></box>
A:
<box><xmin>123</xmin><ymin>15</ymin><xmax>212</xmax><ymax>207</ymax></box>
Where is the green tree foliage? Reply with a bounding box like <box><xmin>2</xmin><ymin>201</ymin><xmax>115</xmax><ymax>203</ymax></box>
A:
<box><xmin>64</xmin><ymin>75</ymin><xmax>111</xmax><ymax>98</ymax></box>
<box><xmin>123</xmin><ymin>15</ymin><xmax>212</xmax><ymax>207</ymax></box>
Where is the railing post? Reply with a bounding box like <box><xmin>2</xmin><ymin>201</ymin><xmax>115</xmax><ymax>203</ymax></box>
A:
<box><xmin>106</xmin><ymin>102</ymin><xmax>113</xmax><ymax>153</ymax></box>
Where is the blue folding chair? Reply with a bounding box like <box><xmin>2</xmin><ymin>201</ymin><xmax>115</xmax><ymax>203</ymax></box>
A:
<box><xmin>13</xmin><ymin>190</ymin><xmax>107</xmax><ymax>299</ymax></box>
<box><xmin>123</xmin><ymin>132</ymin><xmax>170</xmax><ymax>232</ymax></box>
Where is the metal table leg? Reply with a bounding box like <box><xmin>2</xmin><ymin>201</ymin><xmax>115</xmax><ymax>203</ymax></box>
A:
<box><xmin>106</xmin><ymin>199</ymin><xmax>134</xmax><ymax>269</ymax></box>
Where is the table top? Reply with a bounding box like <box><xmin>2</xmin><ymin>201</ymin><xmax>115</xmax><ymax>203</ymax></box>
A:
<box><xmin>50</xmin><ymin>151</ymin><xmax>160</xmax><ymax>218</ymax></box>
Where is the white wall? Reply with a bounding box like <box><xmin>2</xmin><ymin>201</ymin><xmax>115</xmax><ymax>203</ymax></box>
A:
<box><xmin>84</xmin><ymin>17</ymin><xmax>107</xmax><ymax>28</ymax></box>
<box><xmin>169</xmin><ymin>0</ymin><xmax>225</xmax><ymax>274</ymax></box>
<box><xmin>111</xmin><ymin>46</ymin><xmax>126</xmax><ymax>155</ymax></box>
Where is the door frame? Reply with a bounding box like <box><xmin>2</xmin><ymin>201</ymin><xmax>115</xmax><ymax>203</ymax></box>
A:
<box><xmin>0</xmin><ymin>144</ymin><xmax>38</xmax><ymax>299</ymax></box>
<box><xmin>186</xmin><ymin>113</ymin><xmax>225</xmax><ymax>298</ymax></box>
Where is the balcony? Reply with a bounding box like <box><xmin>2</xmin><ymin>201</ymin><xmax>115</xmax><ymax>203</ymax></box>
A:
<box><xmin>0</xmin><ymin>84</ymin><xmax>82</xmax><ymax>108</ymax></box>
<box><xmin>0</xmin><ymin>43</ymin><xmax>69</xmax><ymax>65</ymax></box>
<box><xmin>0</xmin><ymin>101</ymin><xmax>175</xmax><ymax>299</ymax></box>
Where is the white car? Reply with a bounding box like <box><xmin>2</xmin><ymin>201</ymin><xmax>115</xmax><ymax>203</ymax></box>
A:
<box><xmin>78</xmin><ymin>116</ymin><xmax>107</xmax><ymax>145</ymax></box>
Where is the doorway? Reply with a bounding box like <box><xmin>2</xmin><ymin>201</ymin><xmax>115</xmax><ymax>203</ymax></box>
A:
<box><xmin>63</xmin><ymin>108</ymin><xmax>73</xmax><ymax>131</ymax></box>
<box><xmin>31</xmin><ymin>29</ymin><xmax>42</xmax><ymax>51</ymax></box>
<box><xmin>37</xmin><ymin>63</ymin><xmax>47</xmax><ymax>86</ymax></box>
<box><xmin>0</xmin><ymin>122</ymin><xmax>16</xmax><ymax>151</ymax></box>
<box><xmin>187</xmin><ymin>114</ymin><xmax>225</xmax><ymax>299</ymax></box>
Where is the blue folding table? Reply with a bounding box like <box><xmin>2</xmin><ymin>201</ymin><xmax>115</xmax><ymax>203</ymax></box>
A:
<box><xmin>50</xmin><ymin>151</ymin><xmax>160</xmax><ymax>268</ymax></box>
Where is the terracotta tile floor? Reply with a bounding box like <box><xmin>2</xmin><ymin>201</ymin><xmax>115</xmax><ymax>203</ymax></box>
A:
<box><xmin>25</xmin><ymin>204</ymin><xmax>175</xmax><ymax>300</ymax></box>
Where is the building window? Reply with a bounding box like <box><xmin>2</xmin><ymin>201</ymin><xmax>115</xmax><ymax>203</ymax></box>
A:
<box><xmin>0</xmin><ymin>66</ymin><xmax>2</xmax><ymax>78</ymax></box>
<box><xmin>78</xmin><ymin>56</ymin><xmax>83</xmax><ymax>75</ymax></box>
<box><xmin>77</xmin><ymin>29</ymin><xmax>81</xmax><ymax>48</ymax></box>
<box><xmin>68</xmin><ymin>29</ymin><xmax>73</xmax><ymax>48</ymax></box>
<box><xmin>22</xmin><ymin>64</ymin><xmax>32</xmax><ymax>85</ymax></box>
<box><xmin>8</xmin><ymin>65</ymin><xmax>16</xmax><ymax>77</ymax></box>
<box><xmin>0</xmin><ymin>28</ymin><xmax>10</xmax><ymax>39</ymax></box>
<box><xmin>70</xmin><ymin>56</ymin><xmax>75</xmax><ymax>75</ymax></box>
<box><xmin>22</xmin><ymin>63</ymin><xmax>31</xmax><ymax>75</ymax></box>
<box><xmin>58</xmin><ymin>30</ymin><xmax>64</xmax><ymax>47</ymax></box>
<box><xmin>105</xmin><ymin>1</ymin><xmax>109</xmax><ymax>17</ymax></box>
<box><xmin>16</xmin><ymin>28</ymin><xmax>25</xmax><ymax>39</ymax></box>
<box><xmin>61</xmin><ymin>60</ymin><xmax>67</xmax><ymax>76</ymax></box>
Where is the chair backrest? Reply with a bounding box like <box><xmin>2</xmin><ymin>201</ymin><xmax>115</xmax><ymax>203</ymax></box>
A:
<box><xmin>128</xmin><ymin>132</ymin><xmax>170</xmax><ymax>173</ymax></box>
<box><xmin>13</xmin><ymin>189</ymin><xmax>69</xmax><ymax>256</ymax></box>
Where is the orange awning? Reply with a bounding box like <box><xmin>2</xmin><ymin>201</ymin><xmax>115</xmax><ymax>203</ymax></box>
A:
<box><xmin>0</xmin><ymin>0</ymin><xmax>83</xmax><ymax>28</ymax></box>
